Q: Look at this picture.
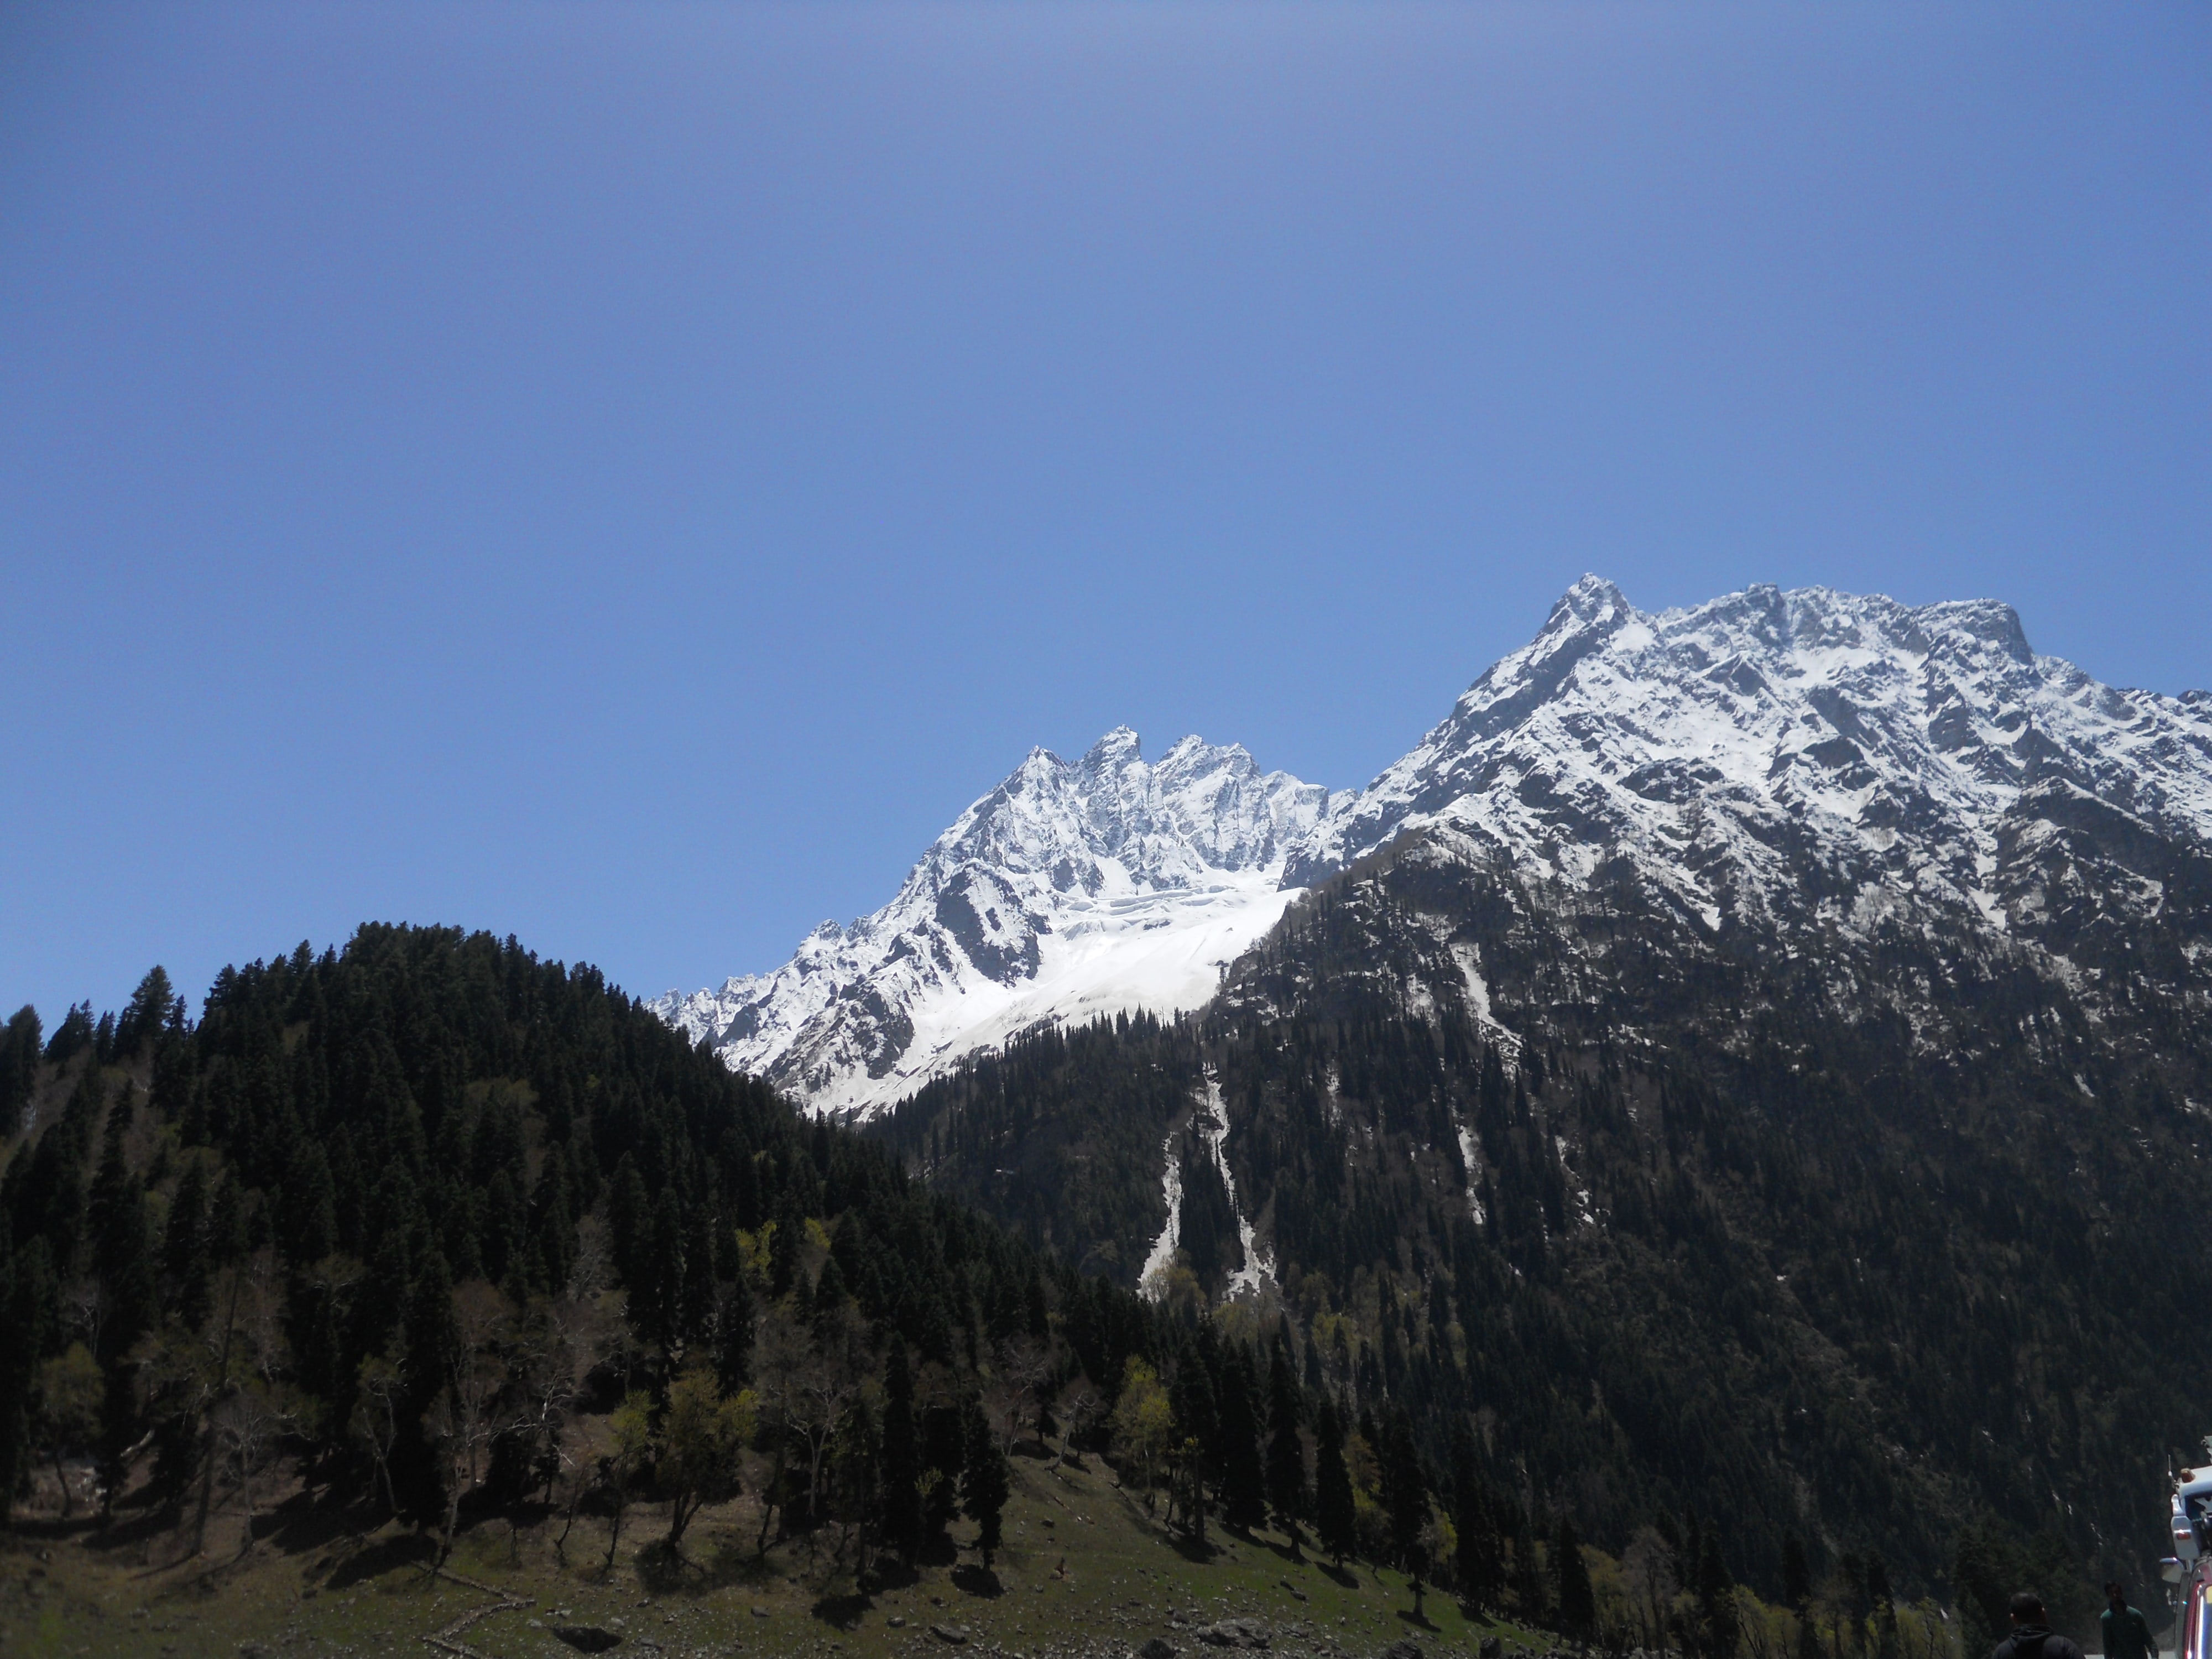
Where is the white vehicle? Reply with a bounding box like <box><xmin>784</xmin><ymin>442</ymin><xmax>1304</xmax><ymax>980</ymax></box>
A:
<box><xmin>2161</xmin><ymin>1462</ymin><xmax>2212</xmax><ymax>1659</ymax></box>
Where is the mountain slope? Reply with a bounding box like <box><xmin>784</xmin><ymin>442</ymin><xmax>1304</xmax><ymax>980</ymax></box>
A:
<box><xmin>865</xmin><ymin>579</ymin><xmax>2212</xmax><ymax>1593</ymax></box>
<box><xmin>656</xmin><ymin>729</ymin><xmax>1340</xmax><ymax>1118</ymax></box>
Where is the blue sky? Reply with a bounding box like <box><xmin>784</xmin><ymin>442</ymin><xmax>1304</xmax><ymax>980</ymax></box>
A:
<box><xmin>2</xmin><ymin>2</ymin><xmax>2206</xmax><ymax>1021</ymax></box>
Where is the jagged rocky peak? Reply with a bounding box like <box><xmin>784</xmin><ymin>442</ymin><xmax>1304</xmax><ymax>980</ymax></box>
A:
<box><xmin>654</xmin><ymin>729</ymin><xmax>1340</xmax><ymax>1120</ymax></box>
<box><xmin>928</xmin><ymin>724</ymin><xmax>1332</xmax><ymax>897</ymax></box>
<box><xmin>1286</xmin><ymin>576</ymin><xmax>2212</xmax><ymax>934</ymax></box>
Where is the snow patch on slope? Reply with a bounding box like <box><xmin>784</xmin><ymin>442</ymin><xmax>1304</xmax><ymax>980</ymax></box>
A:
<box><xmin>658</xmin><ymin>729</ymin><xmax>1342</xmax><ymax>1118</ymax></box>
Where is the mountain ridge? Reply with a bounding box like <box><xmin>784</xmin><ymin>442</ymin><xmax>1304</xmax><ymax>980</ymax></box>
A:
<box><xmin>665</xmin><ymin>576</ymin><xmax>2212</xmax><ymax>1118</ymax></box>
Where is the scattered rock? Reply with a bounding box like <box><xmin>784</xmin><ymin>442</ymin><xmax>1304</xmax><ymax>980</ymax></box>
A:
<box><xmin>932</xmin><ymin>1624</ymin><xmax>973</xmax><ymax>1644</ymax></box>
<box><xmin>551</xmin><ymin>1627</ymin><xmax>623</xmax><ymax>1654</ymax></box>
<box><xmin>1194</xmin><ymin>1619</ymin><xmax>1270</xmax><ymax>1650</ymax></box>
<box><xmin>1480</xmin><ymin>1641</ymin><xmax>1501</xmax><ymax>1659</ymax></box>
<box><xmin>1276</xmin><ymin>1580</ymin><xmax>1308</xmax><ymax>1603</ymax></box>
<box><xmin>1138</xmin><ymin>1639</ymin><xmax>1180</xmax><ymax>1659</ymax></box>
<box><xmin>889</xmin><ymin>1616</ymin><xmax>907</xmax><ymax>1629</ymax></box>
<box><xmin>1381</xmin><ymin>1641</ymin><xmax>1425</xmax><ymax>1659</ymax></box>
<box><xmin>751</xmin><ymin>1605</ymin><xmax>771</xmax><ymax>1618</ymax></box>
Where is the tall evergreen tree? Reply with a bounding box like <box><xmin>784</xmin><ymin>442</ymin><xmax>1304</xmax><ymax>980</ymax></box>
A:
<box><xmin>1265</xmin><ymin>1338</ymin><xmax>1308</xmax><ymax>1550</ymax></box>
<box><xmin>0</xmin><ymin>1005</ymin><xmax>38</xmax><ymax>1140</ymax></box>
<box><xmin>1556</xmin><ymin>1516</ymin><xmax>1596</xmax><ymax>1640</ymax></box>
<box><xmin>1313</xmin><ymin>1398</ymin><xmax>1358</xmax><ymax>1565</ymax></box>
<box><xmin>0</xmin><ymin>1227</ymin><xmax>20</xmax><ymax>1516</ymax></box>
<box><xmin>1218</xmin><ymin>1349</ymin><xmax>1269</xmax><ymax>1532</ymax></box>
<box><xmin>1511</xmin><ymin>1507</ymin><xmax>1546</xmax><ymax>1624</ymax></box>
<box><xmin>44</xmin><ymin>1001</ymin><xmax>93</xmax><ymax>1067</ymax></box>
<box><xmin>1699</xmin><ymin>1531</ymin><xmax>1740</xmax><ymax>1659</ymax></box>
<box><xmin>880</xmin><ymin>1342</ymin><xmax>923</xmax><ymax>1563</ymax></box>
<box><xmin>960</xmin><ymin>1394</ymin><xmax>1009</xmax><ymax>1568</ymax></box>
<box><xmin>1782</xmin><ymin>1535</ymin><xmax>1812</xmax><ymax>1611</ymax></box>
<box><xmin>1451</xmin><ymin>1423</ymin><xmax>1502</xmax><ymax>1609</ymax></box>
<box><xmin>1380</xmin><ymin>1406</ymin><xmax>1429</xmax><ymax>1605</ymax></box>
<box><xmin>115</xmin><ymin>968</ymin><xmax>177</xmax><ymax>1057</ymax></box>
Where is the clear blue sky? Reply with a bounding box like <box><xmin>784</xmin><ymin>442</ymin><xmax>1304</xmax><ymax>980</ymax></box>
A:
<box><xmin>3</xmin><ymin>3</ymin><xmax>2206</xmax><ymax>1022</ymax></box>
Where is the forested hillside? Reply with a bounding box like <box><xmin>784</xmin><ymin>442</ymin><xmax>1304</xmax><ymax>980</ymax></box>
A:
<box><xmin>0</xmin><ymin>929</ymin><xmax>1151</xmax><ymax>1562</ymax></box>
<box><xmin>874</xmin><ymin>826</ymin><xmax>2212</xmax><ymax>1621</ymax></box>
<box><xmin>1</xmin><ymin>924</ymin><xmax>1606</xmax><ymax>1653</ymax></box>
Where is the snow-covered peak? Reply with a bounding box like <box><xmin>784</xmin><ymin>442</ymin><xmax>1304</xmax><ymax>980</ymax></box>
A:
<box><xmin>1287</xmin><ymin>578</ymin><xmax>2212</xmax><ymax>935</ymax></box>
<box><xmin>656</xmin><ymin>731</ymin><xmax>1341</xmax><ymax>1118</ymax></box>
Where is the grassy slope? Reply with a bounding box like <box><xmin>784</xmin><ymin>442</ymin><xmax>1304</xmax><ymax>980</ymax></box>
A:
<box><xmin>2</xmin><ymin>1450</ymin><xmax>1541</xmax><ymax>1659</ymax></box>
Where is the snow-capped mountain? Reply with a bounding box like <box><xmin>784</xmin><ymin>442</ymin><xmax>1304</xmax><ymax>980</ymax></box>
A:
<box><xmin>654</xmin><ymin>729</ymin><xmax>1342</xmax><ymax>1118</ymax></box>
<box><xmin>665</xmin><ymin>577</ymin><xmax>2212</xmax><ymax>1120</ymax></box>
<box><xmin>1286</xmin><ymin>575</ymin><xmax>2212</xmax><ymax>941</ymax></box>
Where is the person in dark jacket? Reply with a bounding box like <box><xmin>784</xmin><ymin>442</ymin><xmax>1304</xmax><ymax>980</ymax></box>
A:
<box><xmin>2100</xmin><ymin>1582</ymin><xmax>2160</xmax><ymax>1659</ymax></box>
<box><xmin>1989</xmin><ymin>1593</ymin><xmax>2088</xmax><ymax>1659</ymax></box>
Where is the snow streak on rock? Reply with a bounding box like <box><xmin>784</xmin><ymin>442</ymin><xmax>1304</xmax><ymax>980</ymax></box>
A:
<box><xmin>656</xmin><ymin>729</ymin><xmax>1342</xmax><ymax>1118</ymax></box>
<box><xmin>1139</xmin><ymin>1068</ymin><xmax>1274</xmax><ymax>1302</ymax></box>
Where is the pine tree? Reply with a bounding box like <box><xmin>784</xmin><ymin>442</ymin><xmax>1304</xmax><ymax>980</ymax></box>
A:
<box><xmin>607</xmin><ymin>1155</ymin><xmax>651</xmax><ymax>1293</ymax></box>
<box><xmin>116</xmin><ymin>967</ymin><xmax>177</xmax><ymax>1056</ymax></box>
<box><xmin>1699</xmin><ymin>1531</ymin><xmax>1739</xmax><ymax>1659</ymax></box>
<box><xmin>1511</xmin><ymin>1507</ymin><xmax>1546</xmax><ymax>1624</ymax></box>
<box><xmin>922</xmin><ymin>1404</ymin><xmax>966</xmax><ymax>1538</ymax></box>
<box><xmin>89</xmin><ymin>1098</ymin><xmax>155</xmax><ymax>1361</ymax></box>
<box><xmin>1380</xmin><ymin>1406</ymin><xmax>1428</xmax><ymax>1608</ymax></box>
<box><xmin>1218</xmin><ymin>1349</ymin><xmax>1269</xmax><ymax>1532</ymax></box>
<box><xmin>880</xmin><ymin>1342</ymin><xmax>924</xmax><ymax>1563</ymax></box>
<box><xmin>0</xmin><ymin>1005</ymin><xmax>38</xmax><ymax>1140</ymax></box>
<box><xmin>0</xmin><ymin>1227</ymin><xmax>21</xmax><ymax>1516</ymax></box>
<box><xmin>1556</xmin><ymin>1516</ymin><xmax>1596</xmax><ymax>1640</ymax></box>
<box><xmin>45</xmin><ymin>1001</ymin><xmax>94</xmax><ymax>1067</ymax></box>
<box><xmin>1265</xmin><ymin>1338</ymin><xmax>1309</xmax><ymax>1550</ymax></box>
<box><xmin>530</xmin><ymin>1146</ymin><xmax>575</xmax><ymax>1292</ymax></box>
<box><xmin>1452</xmin><ymin>1423</ymin><xmax>1502</xmax><ymax>1609</ymax></box>
<box><xmin>960</xmin><ymin>1394</ymin><xmax>1009</xmax><ymax>1568</ymax></box>
<box><xmin>1782</xmin><ymin>1535</ymin><xmax>1812</xmax><ymax>1611</ymax></box>
<box><xmin>714</xmin><ymin>1272</ymin><xmax>756</xmax><ymax>1393</ymax></box>
<box><xmin>1314</xmin><ymin>1399</ymin><xmax>1358</xmax><ymax>1565</ymax></box>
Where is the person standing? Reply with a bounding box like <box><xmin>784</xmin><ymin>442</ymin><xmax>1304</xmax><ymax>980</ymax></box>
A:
<box><xmin>1989</xmin><ymin>1593</ymin><xmax>2088</xmax><ymax>1659</ymax></box>
<box><xmin>2101</xmin><ymin>1583</ymin><xmax>2161</xmax><ymax>1659</ymax></box>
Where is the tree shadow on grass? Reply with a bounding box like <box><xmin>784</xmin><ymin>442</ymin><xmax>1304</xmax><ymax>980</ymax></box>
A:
<box><xmin>916</xmin><ymin>1532</ymin><xmax>959</xmax><ymax>1568</ymax></box>
<box><xmin>812</xmin><ymin>1590</ymin><xmax>874</xmax><ymax>1629</ymax></box>
<box><xmin>263</xmin><ymin>1489</ymin><xmax>379</xmax><ymax>1558</ymax></box>
<box><xmin>868</xmin><ymin>1556</ymin><xmax>921</xmax><ymax>1592</ymax></box>
<box><xmin>950</xmin><ymin>1564</ymin><xmax>1004</xmax><ymax>1598</ymax></box>
<box><xmin>1167</xmin><ymin>1533</ymin><xmax>1223</xmax><ymax>1566</ymax></box>
<box><xmin>634</xmin><ymin>1540</ymin><xmax>698</xmax><ymax>1594</ymax></box>
<box><xmin>1253</xmin><ymin>1535</ymin><xmax>1314</xmax><ymax>1569</ymax></box>
<box><xmin>1395</xmin><ymin>1607</ymin><xmax>1441</xmax><ymax>1632</ymax></box>
<box><xmin>1314</xmin><ymin>1561</ymin><xmax>1359</xmax><ymax>1589</ymax></box>
<box><xmin>325</xmin><ymin>1531</ymin><xmax>435</xmax><ymax>1590</ymax></box>
<box><xmin>77</xmin><ymin>1506</ymin><xmax>174</xmax><ymax>1554</ymax></box>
